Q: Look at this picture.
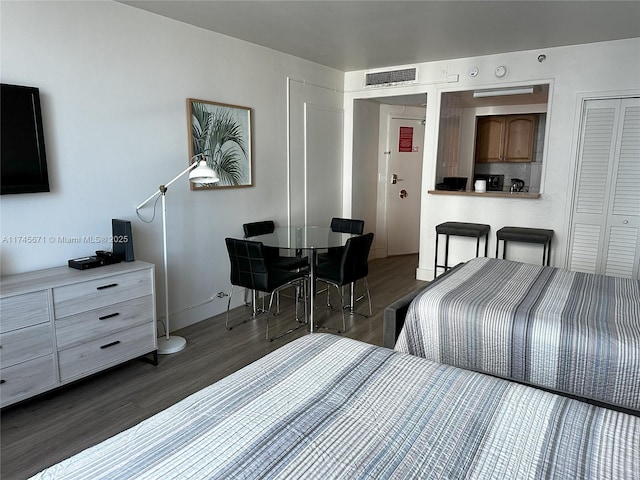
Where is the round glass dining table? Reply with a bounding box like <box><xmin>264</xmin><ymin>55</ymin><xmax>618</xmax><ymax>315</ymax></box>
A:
<box><xmin>246</xmin><ymin>226</ymin><xmax>356</xmax><ymax>332</ymax></box>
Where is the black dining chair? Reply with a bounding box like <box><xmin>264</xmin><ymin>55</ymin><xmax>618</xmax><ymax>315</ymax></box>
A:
<box><xmin>225</xmin><ymin>238</ymin><xmax>308</xmax><ymax>341</ymax></box>
<box><xmin>243</xmin><ymin>220</ymin><xmax>308</xmax><ymax>313</ymax></box>
<box><xmin>242</xmin><ymin>220</ymin><xmax>309</xmax><ymax>271</ymax></box>
<box><xmin>330</xmin><ymin>217</ymin><xmax>366</xmax><ymax>235</ymax></box>
<box><xmin>315</xmin><ymin>232</ymin><xmax>374</xmax><ymax>332</ymax></box>
<box><xmin>317</xmin><ymin>217</ymin><xmax>365</xmax><ymax>264</ymax></box>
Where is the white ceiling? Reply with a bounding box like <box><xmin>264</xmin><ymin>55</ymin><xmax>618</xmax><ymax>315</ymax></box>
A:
<box><xmin>120</xmin><ymin>0</ymin><xmax>640</xmax><ymax>72</ymax></box>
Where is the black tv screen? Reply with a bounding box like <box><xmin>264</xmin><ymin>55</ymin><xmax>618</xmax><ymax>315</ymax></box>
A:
<box><xmin>1</xmin><ymin>83</ymin><xmax>50</xmax><ymax>194</ymax></box>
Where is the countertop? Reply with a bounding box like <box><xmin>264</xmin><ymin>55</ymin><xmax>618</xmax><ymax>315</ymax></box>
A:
<box><xmin>427</xmin><ymin>190</ymin><xmax>541</xmax><ymax>199</ymax></box>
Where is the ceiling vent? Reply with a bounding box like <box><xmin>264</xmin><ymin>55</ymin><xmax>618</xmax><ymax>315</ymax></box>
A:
<box><xmin>364</xmin><ymin>67</ymin><xmax>417</xmax><ymax>87</ymax></box>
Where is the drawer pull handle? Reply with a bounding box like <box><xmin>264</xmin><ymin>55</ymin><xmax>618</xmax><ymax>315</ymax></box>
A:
<box><xmin>0</xmin><ymin>379</ymin><xmax>5</xmax><ymax>384</ymax></box>
<box><xmin>100</xmin><ymin>341</ymin><xmax>121</xmax><ymax>349</ymax></box>
<box><xmin>98</xmin><ymin>312</ymin><xmax>120</xmax><ymax>320</ymax></box>
<box><xmin>96</xmin><ymin>283</ymin><xmax>118</xmax><ymax>290</ymax></box>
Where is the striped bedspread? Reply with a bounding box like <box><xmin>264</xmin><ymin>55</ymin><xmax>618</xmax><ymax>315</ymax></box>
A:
<box><xmin>395</xmin><ymin>257</ymin><xmax>640</xmax><ymax>412</ymax></box>
<box><xmin>32</xmin><ymin>334</ymin><xmax>639</xmax><ymax>479</ymax></box>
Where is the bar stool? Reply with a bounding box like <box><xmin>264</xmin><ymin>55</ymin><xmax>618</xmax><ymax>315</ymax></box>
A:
<box><xmin>496</xmin><ymin>227</ymin><xmax>554</xmax><ymax>266</ymax></box>
<box><xmin>434</xmin><ymin>222</ymin><xmax>490</xmax><ymax>276</ymax></box>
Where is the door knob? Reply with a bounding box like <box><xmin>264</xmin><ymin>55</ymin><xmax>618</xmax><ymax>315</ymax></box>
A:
<box><xmin>399</xmin><ymin>189</ymin><xmax>408</xmax><ymax>199</ymax></box>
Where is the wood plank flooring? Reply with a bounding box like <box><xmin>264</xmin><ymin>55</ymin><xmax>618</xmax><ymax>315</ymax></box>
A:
<box><xmin>1</xmin><ymin>254</ymin><xmax>427</xmax><ymax>479</ymax></box>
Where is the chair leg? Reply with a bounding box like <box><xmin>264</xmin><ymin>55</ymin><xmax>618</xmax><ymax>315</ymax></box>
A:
<box><xmin>325</xmin><ymin>283</ymin><xmax>346</xmax><ymax>333</ymax></box>
<box><xmin>265</xmin><ymin>279</ymin><xmax>308</xmax><ymax>342</ymax></box>
<box><xmin>296</xmin><ymin>278</ymin><xmax>308</xmax><ymax>324</ymax></box>
<box><xmin>350</xmin><ymin>282</ymin><xmax>355</xmax><ymax>311</ymax></box>
<box><xmin>251</xmin><ymin>289</ymin><xmax>266</xmax><ymax>317</ymax></box>
<box><xmin>266</xmin><ymin>291</ymin><xmax>276</xmax><ymax>341</ymax></box>
<box><xmin>225</xmin><ymin>285</ymin><xmax>235</xmax><ymax>330</ymax></box>
<box><xmin>326</xmin><ymin>284</ymin><xmax>348</xmax><ymax>310</ymax></box>
<box><xmin>314</xmin><ymin>279</ymin><xmax>345</xmax><ymax>333</ymax></box>
<box><xmin>303</xmin><ymin>279</ymin><xmax>308</xmax><ymax>323</ymax></box>
<box><xmin>331</xmin><ymin>282</ymin><xmax>346</xmax><ymax>332</ymax></box>
<box><xmin>326</xmin><ymin>283</ymin><xmax>331</xmax><ymax>307</ymax></box>
<box><xmin>346</xmin><ymin>278</ymin><xmax>372</xmax><ymax>318</ymax></box>
<box><xmin>227</xmin><ymin>285</ymin><xmax>266</xmax><ymax>331</ymax></box>
<box><xmin>364</xmin><ymin>277</ymin><xmax>372</xmax><ymax>317</ymax></box>
<box><xmin>335</xmin><ymin>284</ymin><xmax>346</xmax><ymax>332</ymax></box>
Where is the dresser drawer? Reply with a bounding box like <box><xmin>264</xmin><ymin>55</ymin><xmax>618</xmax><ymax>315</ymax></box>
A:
<box><xmin>55</xmin><ymin>295</ymin><xmax>154</xmax><ymax>349</ymax></box>
<box><xmin>0</xmin><ymin>355</ymin><xmax>56</xmax><ymax>407</ymax></box>
<box><xmin>58</xmin><ymin>322</ymin><xmax>156</xmax><ymax>382</ymax></box>
<box><xmin>0</xmin><ymin>290</ymin><xmax>50</xmax><ymax>333</ymax></box>
<box><xmin>0</xmin><ymin>324</ymin><xmax>53</xmax><ymax>368</ymax></box>
<box><xmin>53</xmin><ymin>269</ymin><xmax>152</xmax><ymax>318</ymax></box>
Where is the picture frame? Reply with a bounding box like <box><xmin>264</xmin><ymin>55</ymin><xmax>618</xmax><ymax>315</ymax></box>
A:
<box><xmin>187</xmin><ymin>98</ymin><xmax>253</xmax><ymax>189</ymax></box>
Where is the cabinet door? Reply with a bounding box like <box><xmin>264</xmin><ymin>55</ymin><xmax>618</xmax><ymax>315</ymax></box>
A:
<box><xmin>504</xmin><ymin>115</ymin><xmax>537</xmax><ymax>162</ymax></box>
<box><xmin>475</xmin><ymin>117</ymin><xmax>504</xmax><ymax>163</ymax></box>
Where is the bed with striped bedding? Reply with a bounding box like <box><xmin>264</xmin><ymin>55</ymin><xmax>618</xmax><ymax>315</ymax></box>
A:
<box><xmin>395</xmin><ymin>257</ymin><xmax>640</xmax><ymax>412</ymax></box>
<box><xmin>32</xmin><ymin>334</ymin><xmax>638</xmax><ymax>479</ymax></box>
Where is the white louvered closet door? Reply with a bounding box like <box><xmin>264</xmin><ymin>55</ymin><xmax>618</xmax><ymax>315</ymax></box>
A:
<box><xmin>569</xmin><ymin>97</ymin><xmax>640</xmax><ymax>279</ymax></box>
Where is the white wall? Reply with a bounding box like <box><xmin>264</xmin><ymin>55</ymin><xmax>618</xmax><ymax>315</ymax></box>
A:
<box><xmin>351</xmin><ymin>99</ymin><xmax>379</xmax><ymax>243</ymax></box>
<box><xmin>0</xmin><ymin>1</ymin><xmax>342</xmax><ymax>330</ymax></box>
<box><xmin>344</xmin><ymin>38</ymin><xmax>640</xmax><ymax>280</ymax></box>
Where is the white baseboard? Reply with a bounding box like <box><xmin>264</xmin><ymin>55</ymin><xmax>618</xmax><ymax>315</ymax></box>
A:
<box><xmin>416</xmin><ymin>266</ymin><xmax>433</xmax><ymax>282</ymax></box>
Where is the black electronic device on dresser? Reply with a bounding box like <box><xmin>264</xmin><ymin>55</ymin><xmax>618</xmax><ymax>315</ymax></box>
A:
<box><xmin>473</xmin><ymin>174</ymin><xmax>504</xmax><ymax>191</ymax></box>
<box><xmin>68</xmin><ymin>219</ymin><xmax>135</xmax><ymax>270</ymax></box>
<box><xmin>112</xmin><ymin>219</ymin><xmax>134</xmax><ymax>262</ymax></box>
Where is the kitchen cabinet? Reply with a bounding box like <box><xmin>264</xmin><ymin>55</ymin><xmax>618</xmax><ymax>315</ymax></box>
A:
<box><xmin>475</xmin><ymin>114</ymin><xmax>537</xmax><ymax>163</ymax></box>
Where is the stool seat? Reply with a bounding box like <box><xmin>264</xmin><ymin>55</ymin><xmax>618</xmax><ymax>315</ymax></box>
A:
<box><xmin>436</xmin><ymin>222</ymin><xmax>491</xmax><ymax>237</ymax></box>
<box><xmin>497</xmin><ymin>227</ymin><xmax>553</xmax><ymax>244</ymax></box>
<box><xmin>434</xmin><ymin>222</ymin><xmax>490</xmax><ymax>277</ymax></box>
<box><xmin>496</xmin><ymin>226</ymin><xmax>554</xmax><ymax>266</ymax></box>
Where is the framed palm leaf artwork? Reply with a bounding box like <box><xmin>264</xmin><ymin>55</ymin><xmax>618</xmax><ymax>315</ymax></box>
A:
<box><xmin>187</xmin><ymin>98</ymin><xmax>253</xmax><ymax>189</ymax></box>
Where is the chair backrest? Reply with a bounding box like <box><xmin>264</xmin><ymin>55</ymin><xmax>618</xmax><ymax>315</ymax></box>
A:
<box><xmin>330</xmin><ymin>217</ymin><xmax>364</xmax><ymax>235</ymax></box>
<box><xmin>225</xmin><ymin>238</ymin><xmax>269</xmax><ymax>292</ymax></box>
<box><xmin>243</xmin><ymin>220</ymin><xmax>275</xmax><ymax>238</ymax></box>
<box><xmin>338</xmin><ymin>232</ymin><xmax>374</xmax><ymax>285</ymax></box>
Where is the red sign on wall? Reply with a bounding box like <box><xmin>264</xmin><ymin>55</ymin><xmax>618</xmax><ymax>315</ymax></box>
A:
<box><xmin>399</xmin><ymin>126</ymin><xmax>413</xmax><ymax>152</ymax></box>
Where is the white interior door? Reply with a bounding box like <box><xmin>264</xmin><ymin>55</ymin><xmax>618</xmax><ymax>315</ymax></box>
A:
<box><xmin>568</xmin><ymin>97</ymin><xmax>640</xmax><ymax>279</ymax></box>
<box><xmin>387</xmin><ymin>116</ymin><xmax>424</xmax><ymax>256</ymax></box>
<box><xmin>288</xmin><ymin>80</ymin><xmax>343</xmax><ymax>226</ymax></box>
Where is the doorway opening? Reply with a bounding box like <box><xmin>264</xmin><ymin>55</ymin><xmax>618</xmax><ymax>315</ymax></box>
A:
<box><xmin>352</xmin><ymin>94</ymin><xmax>426</xmax><ymax>259</ymax></box>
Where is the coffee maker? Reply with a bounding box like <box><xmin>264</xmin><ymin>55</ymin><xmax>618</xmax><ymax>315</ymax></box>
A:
<box><xmin>473</xmin><ymin>174</ymin><xmax>504</xmax><ymax>191</ymax></box>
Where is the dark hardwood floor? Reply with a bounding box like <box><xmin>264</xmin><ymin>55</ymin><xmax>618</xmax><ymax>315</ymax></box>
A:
<box><xmin>1</xmin><ymin>254</ymin><xmax>427</xmax><ymax>479</ymax></box>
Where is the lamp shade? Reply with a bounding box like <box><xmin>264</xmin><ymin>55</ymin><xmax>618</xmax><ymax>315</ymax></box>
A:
<box><xmin>189</xmin><ymin>160</ymin><xmax>219</xmax><ymax>184</ymax></box>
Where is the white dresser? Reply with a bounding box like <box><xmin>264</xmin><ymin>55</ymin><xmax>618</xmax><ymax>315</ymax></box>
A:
<box><xmin>0</xmin><ymin>261</ymin><xmax>156</xmax><ymax>408</ymax></box>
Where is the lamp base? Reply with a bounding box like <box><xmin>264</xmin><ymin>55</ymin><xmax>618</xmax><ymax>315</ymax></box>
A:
<box><xmin>157</xmin><ymin>335</ymin><xmax>187</xmax><ymax>354</ymax></box>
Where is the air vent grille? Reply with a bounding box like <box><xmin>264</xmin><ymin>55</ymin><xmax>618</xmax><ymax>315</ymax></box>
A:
<box><xmin>365</xmin><ymin>68</ymin><xmax>417</xmax><ymax>87</ymax></box>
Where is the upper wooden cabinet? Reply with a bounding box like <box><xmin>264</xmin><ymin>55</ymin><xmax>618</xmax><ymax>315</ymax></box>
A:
<box><xmin>475</xmin><ymin>114</ymin><xmax>537</xmax><ymax>163</ymax></box>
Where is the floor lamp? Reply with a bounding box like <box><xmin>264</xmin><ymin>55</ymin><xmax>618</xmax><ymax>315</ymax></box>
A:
<box><xmin>136</xmin><ymin>154</ymin><xmax>219</xmax><ymax>354</ymax></box>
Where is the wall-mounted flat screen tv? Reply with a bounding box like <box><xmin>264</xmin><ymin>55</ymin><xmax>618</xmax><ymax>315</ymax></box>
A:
<box><xmin>1</xmin><ymin>83</ymin><xmax>50</xmax><ymax>194</ymax></box>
